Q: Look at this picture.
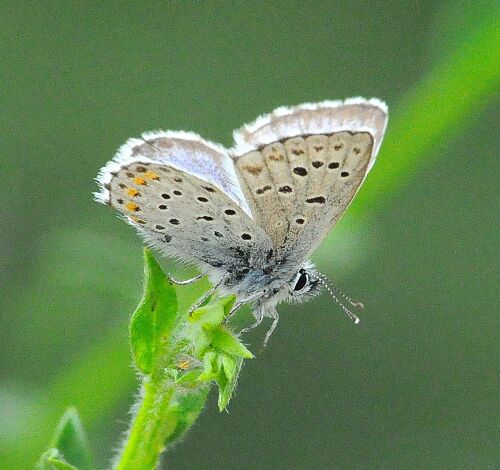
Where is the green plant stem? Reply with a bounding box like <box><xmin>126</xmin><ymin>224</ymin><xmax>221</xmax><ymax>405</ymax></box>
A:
<box><xmin>110</xmin><ymin>251</ymin><xmax>244</xmax><ymax>470</ymax></box>
<box><xmin>114</xmin><ymin>379</ymin><xmax>211</xmax><ymax>470</ymax></box>
<box><xmin>114</xmin><ymin>381</ymin><xmax>177</xmax><ymax>470</ymax></box>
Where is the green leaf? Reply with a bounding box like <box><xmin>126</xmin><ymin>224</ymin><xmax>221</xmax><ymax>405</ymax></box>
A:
<box><xmin>210</xmin><ymin>327</ymin><xmax>253</xmax><ymax>359</ymax></box>
<box><xmin>166</xmin><ymin>387</ymin><xmax>210</xmax><ymax>445</ymax></box>
<box><xmin>221</xmin><ymin>295</ymin><xmax>237</xmax><ymax>317</ymax></box>
<box><xmin>217</xmin><ymin>356</ymin><xmax>243</xmax><ymax>411</ymax></box>
<box><xmin>189</xmin><ymin>295</ymin><xmax>236</xmax><ymax>327</ymax></box>
<box><xmin>42</xmin><ymin>408</ymin><xmax>92</xmax><ymax>470</ymax></box>
<box><xmin>198</xmin><ymin>351</ymin><xmax>218</xmax><ymax>381</ymax></box>
<box><xmin>175</xmin><ymin>370</ymin><xmax>201</xmax><ymax>385</ymax></box>
<box><xmin>220</xmin><ymin>354</ymin><xmax>237</xmax><ymax>383</ymax></box>
<box><xmin>38</xmin><ymin>449</ymin><xmax>78</xmax><ymax>470</ymax></box>
<box><xmin>47</xmin><ymin>457</ymin><xmax>78</xmax><ymax>470</ymax></box>
<box><xmin>47</xmin><ymin>463</ymin><xmax>77</xmax><ymax>470</ymax></box>
<box><xmin>130</xmin><ymin>248</ymin><xmax>178</xmax><ymax>375</ymax></box>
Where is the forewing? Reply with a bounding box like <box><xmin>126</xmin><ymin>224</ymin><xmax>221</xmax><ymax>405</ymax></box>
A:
<box><xmin>232</xmin><ymin>98</ymin><xmax>388</xmax><ymax>265</ymax></box>
<box><xmin>96</xmin><ymin>132</ymin><xmax>273</xmax><ymax>271</ymax></box>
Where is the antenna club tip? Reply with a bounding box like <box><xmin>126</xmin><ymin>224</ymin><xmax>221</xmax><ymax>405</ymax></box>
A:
<box><xmin>354</xmin><ymin>318</ymin><xmax>360</xmax><ymax>324</ymax></box>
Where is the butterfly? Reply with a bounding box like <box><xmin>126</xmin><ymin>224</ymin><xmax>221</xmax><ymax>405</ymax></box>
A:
<box><xmin>95</xmin><ymin>98</ymin><xmax>388</xmax><ymax>344</ymax></box>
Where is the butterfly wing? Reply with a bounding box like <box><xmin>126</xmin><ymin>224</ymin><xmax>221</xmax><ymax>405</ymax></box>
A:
<box><xmin>231</xmin><ymin>98</ymin><xmax>388</xmax><ymax>265</ymax></box>
<box><xmin>96</xmin><ymin>131</ymin><xmax>273</xmax><ymax>272</ymax></box>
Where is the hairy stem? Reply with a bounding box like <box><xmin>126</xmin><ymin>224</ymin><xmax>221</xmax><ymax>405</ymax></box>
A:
<box><xmin>114</xmin><ymin>381</ymin><xmax>177</xmax><ymax>470</ymax></box>
<box><xmin>115</xmin><ymin>378</ymin><xmax>211</xmax><ymax>470</ymax></box>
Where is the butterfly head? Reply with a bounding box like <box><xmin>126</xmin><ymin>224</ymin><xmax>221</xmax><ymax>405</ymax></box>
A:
<box><xmin>281</xmin><ymin>264</ymin><xmax>363</xmax><ymax>324</ymax></box>
<box><xmin>286</xmin><ymin>264</ymin><xmax>321</xmax><ymax>302</ymax></box>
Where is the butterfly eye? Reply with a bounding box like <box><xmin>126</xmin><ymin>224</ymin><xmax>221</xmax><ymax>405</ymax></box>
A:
<box><xmin>293</xmin><ymin>271</ymin><xmax>309</xmax><ymax>292</ymax></box>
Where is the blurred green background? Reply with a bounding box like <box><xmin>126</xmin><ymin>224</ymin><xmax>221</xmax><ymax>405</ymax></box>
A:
<box><xmin>1</xmin><ymin>1</ymin><xmax>499</xmax><ymax>469</ymax></box>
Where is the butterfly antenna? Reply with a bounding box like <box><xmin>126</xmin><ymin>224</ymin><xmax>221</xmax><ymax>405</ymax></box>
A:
<box><xmin>316</xmin><ymin>272</ymin><xmax>365</xmax><ymax>309</ymax></box>
<box><xmin>314</xmin><ymin>274</ymin><xmax>361</xmax><ymax>324</ymax></box>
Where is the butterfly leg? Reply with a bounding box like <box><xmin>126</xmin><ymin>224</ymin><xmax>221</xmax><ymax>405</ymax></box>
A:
<box><xmin>168</xmin><ymin>273</ymin><xmax>205</xmax><ymax>285</ymax></box>
<box><xmin>224</xmin><ymin>289</ymin><xmax>266</xmax><ymax>323</ymax></box>
<box><xmin>263</xmin><ymin>307</ymin><xmax>279</xmax><ymax>347</ymax></box>
<box><xmin>240</xmin><ymin>304</ymin><xmax>266</xmax><ymax>333</ymax></box>
<box><xmin>188</xmin><ymin>273</ymin><xmax>229</xmax><ymax>314</ymax></box>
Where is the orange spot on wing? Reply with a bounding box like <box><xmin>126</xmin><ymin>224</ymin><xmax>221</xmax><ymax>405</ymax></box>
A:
<box><xmin>244</xmin><ymin>165</ymin><xmax>263</xmax><ymax>176</ymax></box>
<box><xmin>133</xmin><ymin>176</ymin><xmax>147</xmax><ymax>185</ymax></box>
<box><xmin>177</xmin><ymin>359</ymin><xmax>191</xmax><ymax>370</ymax></box>
<box><xmin>127</xmin><ymin>188</ymin><xmax>140</xmax><ymax>197</ymax></box>
<box><xmin>144</xmin><ymin>171</ymin><xmax>160</xmax><ymax>180</ymax></box>
<box><xmin>126</xmin><ymin>202</ymin><xmax>140</xmax><ymax>212</ymax></box>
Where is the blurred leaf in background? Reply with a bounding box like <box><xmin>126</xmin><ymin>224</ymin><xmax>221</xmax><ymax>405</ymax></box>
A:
<box><xmin>37</xmin><ymin>407</ymin><xmax>92</xmax><ymax>470</ymax></box>
<box><xmin>0</xmin><ymin>1</ymin><xmax>498</xmax><ymax>469</ymax></box>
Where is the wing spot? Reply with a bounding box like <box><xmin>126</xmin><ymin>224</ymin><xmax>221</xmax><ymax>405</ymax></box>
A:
<box><xmin>312</xmin><ymin>161</ymin><xmax>324</xmax><ymax>168</ymax></box>
<box><xmin>278</xmin><ymin>185</ymin><xmax>292</xmax><ymax>193</ymax></box>
<box><xmin>203</xmin><ymin>186</ymin><xmax>216</xmax><ymax>193</ymax></box>
<box><xmin>161</xmin><ymin>193</ymin><xmax>171</xmax><ymax>199</ymax></box>
<box><xmin>291</xmin><ymin>148</ymin><xmax>305</xmax><ymax>156</ymax></box>
<box><xmin>158</xmin><ymin>167</ymin><xmax>171</xmax><ymax>173</ymax></box>
<box><xmin>293</xmin><ymin>167</ymin><xmax>308</xmax><ymax>176</ymax></box>
<box><xmin>126</xmin><ymin>172</ymin><xmax>135</xmax><ymax>178</ymax></box>
<box><xmin>296</xmin><ymin>218</ymin><xmax>305</xmax><ymax>225</ymax></box>
<box><xmin>341</xmin><ymin>171</ymin><xmax>350</xmax><ymax>177</ymax></box>
<box><xmin>174</xmin><ymin>177</ymin><xmax>183</xmax><ymax>183</ymax></box>
<box><xmin>173</xmin><ymin>190</ymin><xmax>182</xmax><ymax>196</ymax></box>
<box><xmin>144</xmin><ymin>171</ymin><xmax>160</xmax><ymax>180</ymax></box>
<box><xmin>328</xmin><ymin>162</ymin><xmax>340</xmax><ymax>169</ymax></box>
<box><xmin>127</xmin><ymin>188</ymin><xmax>140</xmax><ymax>197</ymax></box>
<box><xmin>353</xmin><ymin>147</ymin><xmax>361</xmax><ymax>155</ymax></box>
<box><xmin>155</xmin><ymin>225</ymin><xmax>165</xmax><ymax>230</ymax></box>
<box><xmin>196</xmin><ymin>216</ymin><xmax>213</xmax><ymax>221</ymax></box>
<box><xmin>314</xmin><ymin>145</ymin><xmax>324</xmax><ymax>152</ymax></box>
<box><xmin>126</xmin><ymin>202</ymin><xmax>140</xmax><ymax>212</ymax></box>
<box><xmin>133</xmin><ymin>176</ymin><xmax>147</xmax><ymax>186</ymax></box>
<box><xmin>169</xmin><ymin>218</ymin><xmax>180</xmax><ymax>225</ymax></box>
<box><xmin>241</xmin><ymin>233</ymin><xmax>252</xmax><ymax>240</ymax></box>
<box><xmin>268</xmin><ymin>153</ymin><xmax>283</xmax><ymax>161</ymax></box>
<box><xmin>197</xmin><ymin>196</ymin><xmax>208</xmax><ymax>202</ymax></box>
<box><xmin>334</xmin><ymin>144</ymin><xmax>343</xmax><ymax>150</ymax></box>
<box><xmin>158</xmin><ymin>204</ymin><xmax>167</xmax><ymax>210</ymax></box>
<box><xmin>255</xmin><ymin>185</ymin><xmax>272</xmax><ymax>195</ymax></box>
<box><xmin>225</xmin><ymin>209</ymin><xmax>236</xmax><ymax>215</ymax></box>
<box><xmin>135</xmin><ymin>166</ymin><xmax>147</xmax><ymax>173</ymax></box>
<box><xmin>306</xmin><ymin>196</ymin><xmax>326</xmax><ymax>204</ymax></box>
<box><xmin>244</xmin><ymin>165</ymin><xmax>263</xmax><ymax>176</ymax></box>
<box><xmin>214</xmin><ymin>231</ymin><xmax>223</xmax><ymax>238</ymax></box>
<box><xmin>162</xmin><ymin>234</ymin><xmax>172</xmax><ymax>243</ymax></box>
<box><xmin>137</xmin><ymin>219</ymin><xmax>146</xmax><ymax>225</ymax></box>
<box><xmin>118</xmin><ymin>183</ymin><xmax>126</xmax><ymax>189</ymax></box>
<box><xmin>201</xmin><ymin>237</ymin><xmax>209</xmax><ymax>242</ymax></box>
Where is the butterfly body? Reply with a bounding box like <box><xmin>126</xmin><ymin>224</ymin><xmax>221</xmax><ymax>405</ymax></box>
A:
<box><xmin>96</xmin><ymin>98</ymin><xmax>388</xmax><ymax>341</ymax></box>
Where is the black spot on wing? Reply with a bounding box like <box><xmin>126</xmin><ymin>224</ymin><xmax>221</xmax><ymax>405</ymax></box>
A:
<box><xmin>306</xmin><ymin>196</ymin><xmax>326</xmax><ymax>204</ymax></box>
<box><xmin>293</xmin><ymin>167</ymin><xmax>308</xmax><ymax>176</ymax></box>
